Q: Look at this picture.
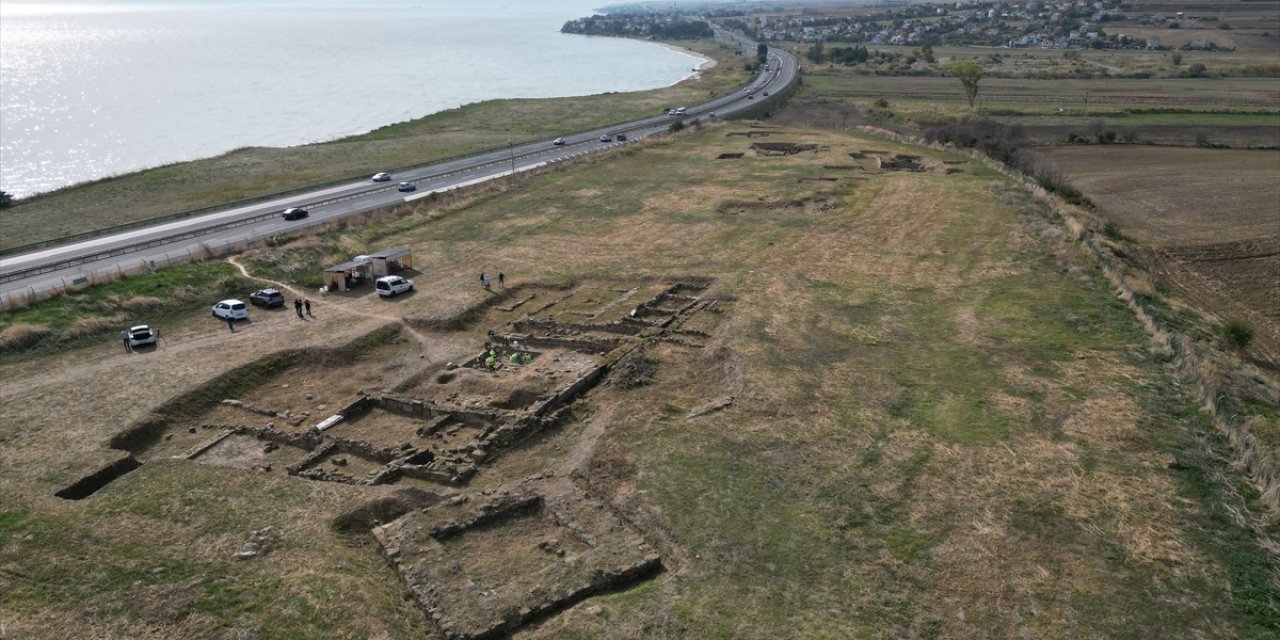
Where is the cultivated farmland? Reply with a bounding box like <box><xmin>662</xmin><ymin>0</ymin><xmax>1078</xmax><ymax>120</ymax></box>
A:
<box><xmin>1040</xmin><ymin>146</ymin><xmax>1280</xmax><ymax>364</ymax></box>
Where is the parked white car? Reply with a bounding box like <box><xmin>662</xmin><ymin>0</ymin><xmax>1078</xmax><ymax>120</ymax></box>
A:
<box><xmin>375</xmin><ymin>276</ymin><xmax>414</xmax><ymax>297</ymax></box>
<box><xmin>212</xmin><ymin>299</ymin><xmax>249</xmax><ymax>320</ymax></box>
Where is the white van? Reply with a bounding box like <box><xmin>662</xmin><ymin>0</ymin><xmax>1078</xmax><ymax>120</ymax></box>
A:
<box><xmin>375</xmin><ymin>276</ymin><xmax>414</xmax><ymax>297</ymax></box>
<box><xmin>675</xmin><ymin>107</ymin><xmax>687</xmax><ymax>116</ymax></box>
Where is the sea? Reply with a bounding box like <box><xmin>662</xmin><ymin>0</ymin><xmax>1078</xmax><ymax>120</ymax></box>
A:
<box><xmin>0</xmin><ymin>1</ymin><xmax>708</xmax><ymax>198</ymax></box>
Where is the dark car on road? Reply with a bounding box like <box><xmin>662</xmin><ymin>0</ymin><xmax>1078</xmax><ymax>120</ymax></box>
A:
<box><xmin>282</xmin><ymin>207</ymin><xmax>309</xmax><ymax>220</ymax></box>
<box><xmin>398</xmin><ymin>182</ymin><xmax>417</xmax><ymax>192</ymax></box>
<box><xmin>616</xmin><ymin>133</ymin><xmax>627</xmax><ymax>141</ymax></box>
<box><xmin>249</xmin><ymin>288</ymin><xmax>285</xmax><ymax>308</ymax></box>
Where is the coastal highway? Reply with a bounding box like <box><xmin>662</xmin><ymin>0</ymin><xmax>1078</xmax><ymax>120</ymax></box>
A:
<box><xmin>0</xmin><ymin>48</ymin><xmax>797</xmax><ymax>306</ymax></box>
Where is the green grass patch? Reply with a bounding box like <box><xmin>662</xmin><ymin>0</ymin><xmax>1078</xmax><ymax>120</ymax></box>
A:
<box><xmin>0</xmin><ymin>261</ymin><xmax>254</xmax><ymax>358</ymax></box>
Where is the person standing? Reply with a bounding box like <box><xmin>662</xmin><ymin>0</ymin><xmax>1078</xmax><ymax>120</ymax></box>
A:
<box><xmin>121</xmin><ymin>330</ymin><xmax>132</xmax><ymax>352</ymax></box>
<box><xmin>482</xmin><ymin>274</ymin><xmax>491</xmax><ymax>291</ymax></box>
<box><xmin>294</xmin><ymin>299</ymin><xmax>304</xmax><ymax>319</ymax></box>
<box><xmin>498</xmin><ymin>272</ymin><xmax>505</xmax><ymax>288</ymax></box>
<box><xmin>227</xmin><ymin>316</ymin><xmax>236</xmax><ymax>333</ymax></box>
<box><xmin>480</xmin><ymin>272</ymin><xmax>486</xmax><ymax>288</ymax></box>
<box><xmin>304</xmin><ymin>299</ymin><xmax>312</xmax><ymax>316</ymax></box>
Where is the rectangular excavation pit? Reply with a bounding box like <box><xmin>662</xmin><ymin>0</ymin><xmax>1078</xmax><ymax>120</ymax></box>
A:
<box><xmin>189</xmin><ymin>432</ymin><xmax>310</xmax><ymax>476</ymax></box>
<box><xmin>526</xmin><ymin>284</ymin><xmax>668</xmax><ymax>323</ymax></box>
<box><xmin>323</xmin><ymin>405</ymin><xmax>431</xmax><ymax>446</ymax></box>
<box><xmin>298</xmin><ymin>449</ymin><xmax>387</xmax><ymax>483</ymax></box>
<box><xmin>468</xmin><ymin>285</ymin><xmax>575</xmax><ymax>328</ymax></box>
<box><xmin>375</xmin><ymin>483</ymin><xmax>660</xmax><ymax>640</ymax></box>
<box><xmin>675</xmin><ymin>299</ymin><xmax>734</xmax><ymax>335</ymax></box>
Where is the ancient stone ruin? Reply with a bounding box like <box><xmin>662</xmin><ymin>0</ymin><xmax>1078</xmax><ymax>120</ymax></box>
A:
<box><xmin>58</xmin><ymin>278</ymin><xmax>730</xmax><ymax>638</ymax></box>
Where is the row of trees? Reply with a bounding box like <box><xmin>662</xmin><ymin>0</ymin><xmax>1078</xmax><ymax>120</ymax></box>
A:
<box><xmin>807</xmin><ymin>44</ymin><xmax>937</xmax><ymax>66</ymax></box>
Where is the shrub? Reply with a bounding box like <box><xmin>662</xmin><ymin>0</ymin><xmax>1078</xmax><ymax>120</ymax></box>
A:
<box><xmin>1221</xmin><ymin>318</ymin><xmax>1254</xmax><ymax>351</ymax></box>
<box><xmin>0</xmin><ymin>323</ymin><xmax>52</xmax><ymax>353</ymax></box>
<box><xmin>669</xmin><ymin>121</ymin><xmax>685</xmax><ymax>133</ymax></box>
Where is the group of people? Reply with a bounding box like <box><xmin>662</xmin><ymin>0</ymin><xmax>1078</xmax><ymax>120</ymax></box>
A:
<box><xmin>226</xmin><ymin>297</ymin><xmax>314</xmax><ymax>333</ymax></box>
<box><xmin>482</xmin><ymin>344</ymin><xmax>532</xmax><ymax>372</ymax></box>
<box><xmin>480</xmin><ymin>271</ymin><xmax>505</xmax><ymax>291</ymax></box>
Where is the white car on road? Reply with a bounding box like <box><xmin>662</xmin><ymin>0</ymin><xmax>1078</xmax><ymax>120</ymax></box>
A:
<box><xmin>212</xmin><ymin>299</ymin><xmax>249</xmax><ymax>320</ymax></box>
<box><xmin>372</xmin><ymin>172</ymin><xmax>392</xmax><ymax>182</ymax></box>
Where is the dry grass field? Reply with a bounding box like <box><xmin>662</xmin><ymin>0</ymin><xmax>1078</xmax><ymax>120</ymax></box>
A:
<box><xmin>2</xmin><ymin>124</ymin><xmax>1277</xmax><ymax>639</ymax></box>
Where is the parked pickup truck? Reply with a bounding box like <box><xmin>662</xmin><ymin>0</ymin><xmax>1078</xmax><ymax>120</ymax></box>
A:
<box><xmin>375</xmin><ymin>275</ymin><xmax>414</xmax><ymax>297</ymax></box>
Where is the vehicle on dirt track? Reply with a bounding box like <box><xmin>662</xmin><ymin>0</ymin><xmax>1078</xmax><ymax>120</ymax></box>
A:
<box><xmin>249</xmin><ymin>288</ymin><xmax>285</xmax><ymax>308</ymax></box>
<box><xmin>375</xmin><ymin>275</ymin><xmax>414</xmax><ymax>297</ymax></box>
<box><xmin>125</xmin><ymin>324</ymin><xmax>157</xmax><ymax>347</ymax></box>
<box><xmin>212</xmin><ymin>299</ymin><xmax>248</xmax><ymax>320</ymax></box>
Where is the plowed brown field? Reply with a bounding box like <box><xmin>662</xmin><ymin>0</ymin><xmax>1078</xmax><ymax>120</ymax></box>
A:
<box><xmin>1041</xmin><ymin>146</ymin><xmax>1280</xmax><ymax>365</ymax></box>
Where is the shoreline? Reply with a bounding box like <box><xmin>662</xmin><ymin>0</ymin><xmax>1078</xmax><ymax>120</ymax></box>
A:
<box><xmin>3</xmin><ymin>14</ymin><xmax>712</xmax><ymax>199</ymax></box>
<box><xmin>650</xmin><ymin>41</ymin><xmax>718</xmax><ymax>84</ymax></box>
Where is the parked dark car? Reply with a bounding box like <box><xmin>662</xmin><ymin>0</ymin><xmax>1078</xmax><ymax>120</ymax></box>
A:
<box><xmin>616</xmin><ymin>133</ymin><xmax>627</xmax><ymax>141</ymax></box>
<box><xmin>282</xmin><ymin>207</ymin><xmax>309</xmax><ymax>220</ymax></box>
<box><xmin>249</xmin><ymin>288</ymin><xmax>285</xmax><ymax>308</ymax></box>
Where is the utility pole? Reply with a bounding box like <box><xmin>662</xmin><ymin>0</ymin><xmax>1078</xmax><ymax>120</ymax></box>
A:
<box><xmin>507</xmin><ymin>139</ymin><xmax>515</xmax><ymax>178</ymax></box>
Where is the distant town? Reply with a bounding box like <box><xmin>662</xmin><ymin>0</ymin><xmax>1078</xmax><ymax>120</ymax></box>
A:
<box><xmin>570</xmin><ymin>1</ymin><xmax>1236</xmax><ymax>51</ymax></box>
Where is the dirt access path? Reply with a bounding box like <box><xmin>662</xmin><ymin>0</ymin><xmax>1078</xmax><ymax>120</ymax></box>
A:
<box><xmin>226</xmin><ymin>256</ymin><xmax>430</xmax><ymax>349</ymax></box>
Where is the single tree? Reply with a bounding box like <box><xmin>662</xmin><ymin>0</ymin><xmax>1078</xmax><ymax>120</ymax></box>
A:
<box><xmin>757</xmin><ymin>43</ymin><xmax>768</xmax><ymax>65</ymax></box>
<box><xmin>0</xmin><ymin>190</ymin><xmax>13</xmax><ymax>209</ymax></box>
<box><xmin>950</xmin><ymin>60</ymin><xmax>983</xmax><ymax>108</ymax></box>
<box><xmin>806</xmin><ymin>42</ymin><xmax>825</xmax><ymax>64</ymax></box>
<box><xmin>921</xmin><ymin>44</ymin><xmax>936</xmax><ymax>63</ymax></box>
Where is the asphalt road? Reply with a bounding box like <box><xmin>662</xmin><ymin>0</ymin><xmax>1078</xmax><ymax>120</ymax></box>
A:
<box><xmin>0</xmin><ymin>48</ymin><xmax>798</xmax><ymax>307</ymax></box>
